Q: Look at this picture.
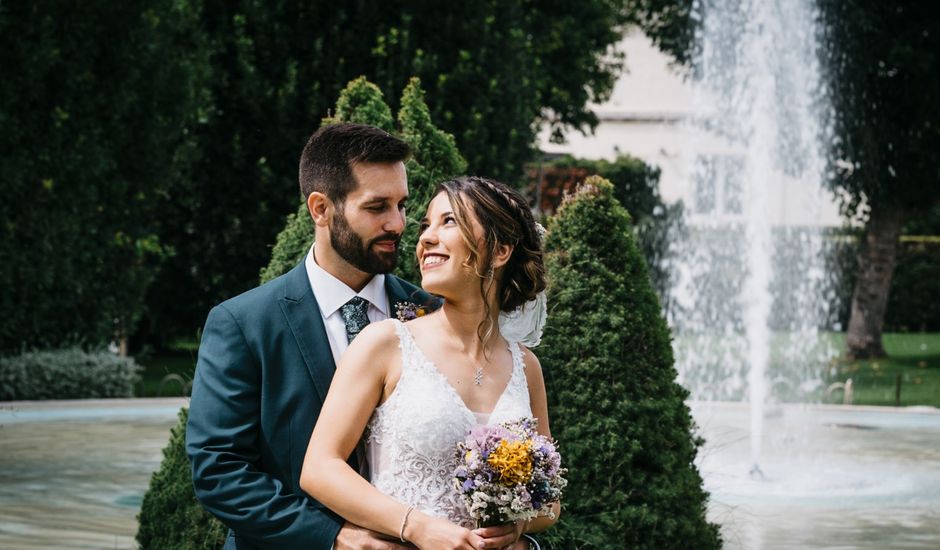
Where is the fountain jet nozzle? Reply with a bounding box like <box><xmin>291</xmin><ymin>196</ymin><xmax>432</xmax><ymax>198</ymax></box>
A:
<box><xmin>749</xmin><ymin>464</ymin><xmax>766</xmax><ymax>480</ymax></box>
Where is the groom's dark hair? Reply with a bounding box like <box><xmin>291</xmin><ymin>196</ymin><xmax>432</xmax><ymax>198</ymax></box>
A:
<box><xmin>299</xmin><ymin>123</ymin><xmax>411</xmax><ymax>203</ymax></box>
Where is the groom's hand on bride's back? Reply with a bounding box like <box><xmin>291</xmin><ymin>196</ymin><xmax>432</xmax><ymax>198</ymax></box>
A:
<box><xmin>335</xmin><ymin>521</ymin><xmax>415</xmax><ymax>550</ymax></box>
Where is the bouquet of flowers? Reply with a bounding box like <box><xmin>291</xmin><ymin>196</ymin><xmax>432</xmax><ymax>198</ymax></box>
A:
<box><xmin>453</xmin><ymin>417</ymin><xmax>567</xmax><ymax>527</ymax></box>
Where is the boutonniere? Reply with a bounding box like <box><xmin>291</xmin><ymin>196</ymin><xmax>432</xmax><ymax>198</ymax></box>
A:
<box><xmin>395</xmin><ymin>301</ymin><xmax>428</xmax><ymax>322</ymax></box>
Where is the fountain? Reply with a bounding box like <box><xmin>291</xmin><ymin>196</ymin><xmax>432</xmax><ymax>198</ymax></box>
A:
<box><xmin>667</xmin><ymin>0</ymin><xmax>940</xmax><ymax>547</ymax></box>
<box><xmin>669</xmin><ymin>0</ymin><xmax>837</xmax><ymax>470</ymax></box>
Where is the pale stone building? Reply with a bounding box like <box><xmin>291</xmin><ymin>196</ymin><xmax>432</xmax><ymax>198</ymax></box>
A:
<box><xmin>537</xmin><ymin>30</ymin><xmax>843</xmax><ymax>227</ymax></box>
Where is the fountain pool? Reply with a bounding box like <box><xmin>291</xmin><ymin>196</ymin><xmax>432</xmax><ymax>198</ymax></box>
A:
<box><xmin>0</xmin><ymin>398</ymin><xmax>185</xmax><ymax>549</ymax></box>
<box><xmin>692</xmin><ymin>401</ymin><xmax>940</xmax><ymax>549</ymax></box>
<box><xmin>1</xmin><ymin>398</ymin><xmax>938</xmax><ymax>548</ymax></box>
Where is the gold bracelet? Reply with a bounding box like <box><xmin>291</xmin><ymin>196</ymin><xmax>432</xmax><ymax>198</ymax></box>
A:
<box><xmin>399</xmin><ymin>505</ymin><xmax>416</xmax><ymax>542</ymax></box>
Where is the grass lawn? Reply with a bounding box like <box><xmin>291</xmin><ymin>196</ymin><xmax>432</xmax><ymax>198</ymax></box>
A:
<box><xmin>824</xmin><ymin>332</ymin><xmax>940</xmax><ymax>407</ymax></box>
<box><xmin>135</xmin><ymin>339</ymin><xmax>199</xmax><ymax>397</ymax></box>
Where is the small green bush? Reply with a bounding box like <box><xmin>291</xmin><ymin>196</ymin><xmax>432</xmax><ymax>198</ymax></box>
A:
<box><xmin>137</xmin><ymin>408</ymin><xmax>226</xmax><ymax>549</ymax></box>
<box><xmin>539</xmin><ymin>176</ymin><xmax>720</xmax><ymax>549</ymax></box>
<box><xmin>0</xmin><ymin>347</ymin><xmax>141</xmax><ymax>401</ymax></box>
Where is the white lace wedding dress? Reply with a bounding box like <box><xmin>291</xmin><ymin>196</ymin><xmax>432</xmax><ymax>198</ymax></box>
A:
<box><xmin>366</xmin><ymin>319</ymin><xmax>533</xmax><ymax>528</ymax></box>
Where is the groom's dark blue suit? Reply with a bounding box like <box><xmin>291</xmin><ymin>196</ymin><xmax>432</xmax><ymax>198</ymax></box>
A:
<box><xmin>187</xmin><ymin>261</ymin><xmax>432</xmax><ymax>549</ymax></box>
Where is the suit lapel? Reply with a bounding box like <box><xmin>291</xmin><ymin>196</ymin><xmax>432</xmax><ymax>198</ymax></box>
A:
<box><xmin>278</xmin><ymin>262</ymin><xmax>335</xmax><ymax>404</ymax></box>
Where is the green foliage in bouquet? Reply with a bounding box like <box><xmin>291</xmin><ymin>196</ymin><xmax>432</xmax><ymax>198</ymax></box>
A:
<box><xmin>137</xmin><ymin>408</ymin><xmax>226</xmax><ymax>549</ymax></box>
<box><xmin>142</xmin><ymin>76</ymin><xmax>464</xmax><ymax>546</ymax></box>
<box><xmin>260</xmin><ymin>76</ymin><xmax>465</xmax><ymax>284</ymax></box>
<box><xmin>538</xmin><ymin>176</ymin><xmax>720</xmax><ymax>549</ymax></box>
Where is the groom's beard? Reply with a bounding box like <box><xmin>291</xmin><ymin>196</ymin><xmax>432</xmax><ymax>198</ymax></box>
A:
<box><xmin>330</xmin><ymin>208</ymin><xmax>400</xmax><ymax>274</ymax></box>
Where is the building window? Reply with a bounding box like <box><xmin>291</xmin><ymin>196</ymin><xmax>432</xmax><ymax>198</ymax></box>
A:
<box><xmin>692</xmin><ymin>155</ymin><xmax>744</xmax><ymax>217</ymax></box>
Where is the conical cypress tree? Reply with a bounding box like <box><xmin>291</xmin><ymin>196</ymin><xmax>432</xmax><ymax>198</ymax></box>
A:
<box><xmin>139</xmin><ymin>77</ymin><xmax>464</xmax><ymax>546</ymax></box>
<box><xmin>539</xmin><ymin>176</ymin><xmax>720</xmax><ymax>549</ymax></box>
<box><xmin>395</xmin><ymin>77</ymin><xmax>466</xmax><ymax>282</ymax></box>
<box><xmin>260</xmin><ymin>77</ymin><xmax>396</xmax><ymax>283</ymax></box>
<box><xmin>137</xmin><ymin>408</ymin><xmax>226</xmax><ymax>549</ymax></box>
<box><xmin>325</xmin><ymin>75</ymin><xmax>396</xmax><ymax>132</ymax></box>
<box><xmin>259</xmin><ymin>76</ymin><xmax>464</xmax><ymax>284</ymax></box>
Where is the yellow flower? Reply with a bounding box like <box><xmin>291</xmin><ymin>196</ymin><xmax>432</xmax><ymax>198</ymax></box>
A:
<box><xmin>487</xmin><ymin>440</ymin><xmax>533</xmax><ymax>485</ymax></box>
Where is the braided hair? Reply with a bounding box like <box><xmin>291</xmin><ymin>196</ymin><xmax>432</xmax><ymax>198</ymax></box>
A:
<box><xmin>432</xmin><ymin>176</ymin><xmax>546</xmax><ymax>347</ymax></box>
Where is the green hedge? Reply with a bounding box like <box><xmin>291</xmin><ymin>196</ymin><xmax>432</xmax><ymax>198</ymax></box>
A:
<box><xmin>0</xmin><ymin>348</ymin><xmax>141</xmax><ymax>401</ymax></box>
<box><xmin>884</xmin><ymin>237</ymin><xmax>940</xmax><ymax>332</ymax></box>
<box><xmin>539</xmin><ymin>176</ymin><xmax>720</xmax><ymax>549</ymax></box>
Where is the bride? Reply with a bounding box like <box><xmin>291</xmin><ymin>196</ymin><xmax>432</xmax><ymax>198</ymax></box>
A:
<box><xmin>300</xmin><ymin>176</ymin><xmax>560</xmax><ymax>549</ymax></box>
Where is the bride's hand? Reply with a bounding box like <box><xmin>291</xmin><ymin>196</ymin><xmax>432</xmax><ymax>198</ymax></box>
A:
<box><xmin>405</xmin><ymin>511</ymin><xmax>485</xmax><ymax>550</ymax></box>
<box><xmin>472</xmin><ymin>521</ymin><xmax>526</xmax><ymax>549</ymax></box>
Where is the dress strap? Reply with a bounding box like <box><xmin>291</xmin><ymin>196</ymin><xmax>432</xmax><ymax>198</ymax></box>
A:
<box><xmin>507</xmin><ymin>340</ymin><xmax>526</xmax><ymax>373</ymax></box>
<box><xmin>391</xmin><ymin>319</ymin><xmax>421</xmax><ymax>373</ymax></box>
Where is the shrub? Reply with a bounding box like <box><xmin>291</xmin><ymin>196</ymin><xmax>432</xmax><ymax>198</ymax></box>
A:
<box><xmin>394</xmin><ymin>77</ymin><xmax>467</xmax><ymax>283</ymax></box>
<box><xmin>539</xmin><ymin>176</ymin><xmax>720</xmax><ymax>549</ymax></box>
<box><xmin>884</xmin><ymin>237</ymin><xmax>940</xmax><ymax>332</ymax></box>
<box><xmin>528</xmin><ymin>154</ymin><xmax>663</xmax><ymax>221</ymax></box>
<box><xmin>0</xmin><ymin>348</ymin><xmax>141</xmax><ymax>401</ymax></box>
<box><xmin>260</xmin><ymin>76</ymin><xmax>465</xmax><ymax>283</ymax></box>
<box><xmin>259</xmin><ymin>202</ymin><xmax>315</xmax><ymax>284</ymax></box>
<box><xmin>143</xmin><ymin>76</ymin><xmax>465</xmax><ymax>546</ymax></box>
<box><xmin>137</xmin><ymin>408</ymin><xmax>226</xmax><ymax>549</ymax></box>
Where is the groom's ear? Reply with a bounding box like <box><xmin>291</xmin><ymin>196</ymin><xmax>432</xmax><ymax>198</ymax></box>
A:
<box><xmin>307</xmin><ymin>192</ymin><xmax>332</xmax><ymax>228</ymax></box>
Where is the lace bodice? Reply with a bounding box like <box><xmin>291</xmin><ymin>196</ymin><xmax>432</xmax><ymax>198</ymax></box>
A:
<box><xmin>366</xmin><ymin>320</ymin><xmax>532</xmax><ymax>528</ymax></box>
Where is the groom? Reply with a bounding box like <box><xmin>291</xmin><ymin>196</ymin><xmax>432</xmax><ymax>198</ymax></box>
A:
<box><xmin>187</xmin><ymin>122</ymin><xmax>430</xmax><ymax>549</ymax></box>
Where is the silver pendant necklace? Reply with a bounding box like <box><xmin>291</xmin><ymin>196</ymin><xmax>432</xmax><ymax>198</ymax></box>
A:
<box><xmin>474</xmin><ymin>366</ymin><xmax>484</xmax><ymax>386</ymax></box>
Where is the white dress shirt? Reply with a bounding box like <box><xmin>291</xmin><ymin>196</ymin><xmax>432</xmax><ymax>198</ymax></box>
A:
<box><xmin>304</xmin><ymin>245</ymin><xmax>390</xmax><ymax>368</ymax></box>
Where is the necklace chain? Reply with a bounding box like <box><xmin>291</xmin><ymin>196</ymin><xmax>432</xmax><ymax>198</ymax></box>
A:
<box><xmin>474</xmin><ymin>366</ymin><xmax>484</xmax><ymax>386</ymax></box>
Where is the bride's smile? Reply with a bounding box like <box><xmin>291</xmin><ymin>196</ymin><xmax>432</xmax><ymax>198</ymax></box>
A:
<box><xmin>417</xmin><ymin>191</ymin><xmax>485</xmax><ymax>300</ymax></box>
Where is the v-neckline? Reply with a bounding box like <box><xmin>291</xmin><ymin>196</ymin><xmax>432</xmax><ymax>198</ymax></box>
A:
<box><xmin>396</xmin><ymin>320</ymin><xmax>517</xmax><ymax>418</ymax></box>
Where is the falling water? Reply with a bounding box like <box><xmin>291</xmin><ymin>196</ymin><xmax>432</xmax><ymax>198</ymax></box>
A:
<box><xmin>668</xmin><ymin>0</ymin><xmax>838</xmax><ymax>471</ymax></box>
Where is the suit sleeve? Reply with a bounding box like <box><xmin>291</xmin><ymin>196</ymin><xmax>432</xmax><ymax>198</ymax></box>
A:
<box><xmin>186</xmin><ymin>304</ymin><xmax>343</xmax><ymax>549</ymax></box>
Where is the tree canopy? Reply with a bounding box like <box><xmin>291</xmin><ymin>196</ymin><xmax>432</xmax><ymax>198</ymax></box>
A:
<box><xmin>138</xmin><ymin>0</ymin><xmax>667</xmax><ymax>348</ymax></box>
<box><xmin>818</xmin><ymin>1</ymin><xmax>940</xmax><ymax>217</ymax></box>
<box><xmin>0</xmin><ymin>1</ymin><xmax>210</xmax><ymax>353</ymax></box>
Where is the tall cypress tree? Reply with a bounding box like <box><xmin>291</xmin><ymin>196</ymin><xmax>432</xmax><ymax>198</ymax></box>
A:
<box><xmin>259</xmin><ymin>76</ymin><xmax>396</xmax><ymax>284</ymax></box>
<box><xmin>395</xmin><ymin>77</ymin><xmax>467</xmax><ymax>283</ymax></box>
<box><xmin>259</xmin><ymin>76</ymin><xmax>465</xmax><ymax>284</ymax></box>
<box><xmin>539</xmin><ymin>176</ymin><xmax>719</xmax><ymax>549</ymax></box>
<box><xmin>139</xmin><ymin>77</ymin><xmax>463</xmax><ymax>546</ymax></box>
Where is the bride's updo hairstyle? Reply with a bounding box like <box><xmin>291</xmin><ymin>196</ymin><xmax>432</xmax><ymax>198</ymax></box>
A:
<box><xmin>435</xmin><ymin>176</ymin><xmax>546</xmax><ymax>344</ymax></box>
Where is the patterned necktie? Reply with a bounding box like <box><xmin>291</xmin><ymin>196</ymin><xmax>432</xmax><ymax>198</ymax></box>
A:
<box><xmin>340</xmin><ymin>296</ymin><xmax>371</xmax><ymax>343</ymax></box>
